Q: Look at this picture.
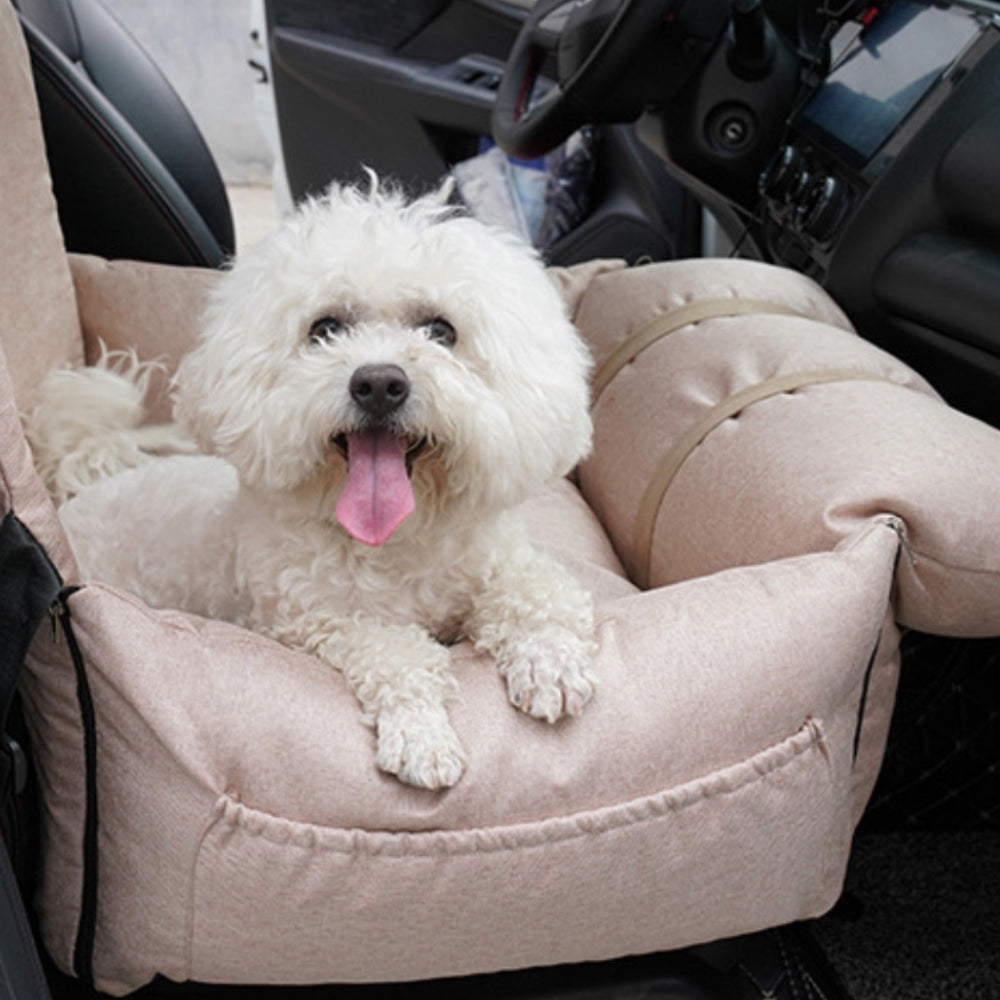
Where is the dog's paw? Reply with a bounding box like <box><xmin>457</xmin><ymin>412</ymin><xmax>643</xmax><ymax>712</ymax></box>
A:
<box><xmin>375</xmin><ymin>705</ymin><xmax>466</xmax><ymax>790</ymax></box>
<box><xmin>500</xmin><ymin>632</ymin><xmax>596</xmax><ymax>723</ymax></box>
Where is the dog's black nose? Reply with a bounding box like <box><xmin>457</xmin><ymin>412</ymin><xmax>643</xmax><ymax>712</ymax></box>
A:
<box><xmin>349</xmin><ymin>364</ymin><xmax>410</xmax><ymax>420</ymax></box>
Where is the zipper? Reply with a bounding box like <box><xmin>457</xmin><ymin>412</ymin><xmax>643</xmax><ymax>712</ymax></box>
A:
<box><xmin>52</xmin><ymin>588</ymin><xmax>98</xmax><ymax>989</ymax></box>
<box><xmin>882</xmin><ymin>514</ymin><xmax>916</xmax><ymax>567</ymax></box>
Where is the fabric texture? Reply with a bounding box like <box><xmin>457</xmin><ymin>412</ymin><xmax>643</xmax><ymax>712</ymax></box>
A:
<box><xmin>68</xmin><ymin>254</ymin><xmax>219</xmax><ymax>423</ymax></box>
<box><xmin>0</xmin><ymin>1</ymin><xmax>82</xmax><ymax>412</ymax></box>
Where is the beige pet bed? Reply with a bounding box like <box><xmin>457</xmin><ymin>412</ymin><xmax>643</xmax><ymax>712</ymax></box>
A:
<box><xmin>3</xmin><ymin>3</ymin><xmax>1000</xmax><ymax>993</ymax></box>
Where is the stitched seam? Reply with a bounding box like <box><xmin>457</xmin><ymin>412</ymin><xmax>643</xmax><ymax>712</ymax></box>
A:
<box><xmin>896</xmin><ymin>544</ymin><xmax>1000</xmax><ymax>580</ymax></box>
<box><xmin>205</xmin><ymin>719</ymin><xmax>824</xmax><ymax>858</ymax></box>
<box><xmin>184</xmin><ymin>799</ymin><xmax>227</xmax><ymax>982</ymax></box>
<box><xmin>778</xmin><ymin>930</ymin><xmax>803</xmax><ymax>1000</ymax></box>
<box><xmin>0</xmin><ymin>400</ymin><xmax>23</xmax><ymax>513</ymax></box>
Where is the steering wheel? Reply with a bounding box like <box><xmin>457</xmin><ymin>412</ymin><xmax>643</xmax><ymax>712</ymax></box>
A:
<box><xmin>491</xmin><ymin>0</ymin><xmax>681</xmax><ymax>160</ymax></box>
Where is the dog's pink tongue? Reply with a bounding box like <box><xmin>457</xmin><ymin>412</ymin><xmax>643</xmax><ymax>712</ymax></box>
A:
<box><xmin>336</xmin><ymin>429</ymin><xmax>415</xmax><ymax>546</ymax></box>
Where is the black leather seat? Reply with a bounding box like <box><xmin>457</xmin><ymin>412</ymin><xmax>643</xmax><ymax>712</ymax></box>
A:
<box><xmin>15</xmin><ymin>0</ymin><xmax>234</xmax><ymax>267</ymax></box>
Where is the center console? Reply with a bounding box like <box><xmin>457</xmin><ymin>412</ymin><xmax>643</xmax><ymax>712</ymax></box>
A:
<box><xmin>757</xmin><ymin>1</ymin><xmax>997</xmax><ymax>276</ymax></box>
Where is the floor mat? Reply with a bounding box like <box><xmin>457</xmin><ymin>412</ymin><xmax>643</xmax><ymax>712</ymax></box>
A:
<box><xmin>812</xmin><ymin>830</ymin><xmax>1000</xmax><ymax>999</ymax></box>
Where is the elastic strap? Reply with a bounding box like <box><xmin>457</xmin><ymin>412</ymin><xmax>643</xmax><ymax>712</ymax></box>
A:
<box><xmin>591</xmin><ymin>298</ymin><xmax>807</xmax><ymax>405</ymax></box>
<box><xmin>632</xmin><ymin>369</ymin><xmax>899</xmax><ymax>589</ymax></box>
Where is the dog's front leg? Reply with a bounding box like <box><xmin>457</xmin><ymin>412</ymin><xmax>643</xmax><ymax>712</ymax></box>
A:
<box><xmin>266</xmin><ymin>615</ymin><xmax>466</xmax><ymax>790</ymax></box>
<box><xmin>328</xmin><ymin>621</ymin><xmax>468</xmax><ymax>789</ymax></box>
<box><xmin>467</xmin><ymin>537</ymin><xmax>597</xmax><ymax>724</ymax></box>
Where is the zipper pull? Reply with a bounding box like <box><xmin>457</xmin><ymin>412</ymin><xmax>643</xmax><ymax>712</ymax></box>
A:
<box><xmin>884</xmin><ymin>515</ymin><xmax>917</xmax><ymax>567</ymax></box>
<box><xmin>48</xmin><ymin>601</ymin><xmax>61</xmax><ymax>642</ymax></box>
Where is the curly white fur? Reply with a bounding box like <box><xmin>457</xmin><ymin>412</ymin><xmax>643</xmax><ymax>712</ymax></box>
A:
<box><xmin>23</xmin><ymin>347</ymin><xmax>194</xmax><ymax>504</ymax></box>
<box><xmin>26</xmin><ymin>176</ymin><xmax>597</xmax><ymax>789</ymax></box>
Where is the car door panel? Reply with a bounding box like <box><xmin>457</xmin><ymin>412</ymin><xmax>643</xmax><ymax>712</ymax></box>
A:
<box><xmin>263</xmin><ymin>0</ymin><xmax>700</xmax><ymax>265</ymax></box>
<box><xmin>265</xmin><ymin>0</ymin><xmax>523</xmax><ymax>196</ymax></box>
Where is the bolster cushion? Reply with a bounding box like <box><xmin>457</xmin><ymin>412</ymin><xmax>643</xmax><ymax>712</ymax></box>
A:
<box><xmin>574</xmin><ymin>258</ymin><xmax>1000</xmax><ymax>636</ymax></box>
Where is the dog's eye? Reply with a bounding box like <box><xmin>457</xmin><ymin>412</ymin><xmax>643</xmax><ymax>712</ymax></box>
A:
<box><xmin>308</xmin><ymin>316</ymin><xmax>345</xmax><ymax>344</ymax></box>
<box><xmin>422</xmin><ymin>316</ymin><xmax>456</xmax><ymax>348</ymax></box>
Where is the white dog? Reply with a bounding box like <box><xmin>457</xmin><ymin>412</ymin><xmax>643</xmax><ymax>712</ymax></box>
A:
<box><xmin>26</xmin><ymin>178</ymin><xmax>597</xmax><ymax>789</ymax></box>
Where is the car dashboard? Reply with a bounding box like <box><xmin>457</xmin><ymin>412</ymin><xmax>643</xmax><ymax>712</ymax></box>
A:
<box><xmin>745</xmin><ymin>2</ymin><xmax>1000</xmax><ymax>425</ymax></box>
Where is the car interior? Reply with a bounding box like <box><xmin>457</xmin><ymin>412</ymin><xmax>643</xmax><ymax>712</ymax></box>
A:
<box><xmin>2</xmin><ymin>1</ymin><xmax>998</xmax><ymax>999</ymax></box>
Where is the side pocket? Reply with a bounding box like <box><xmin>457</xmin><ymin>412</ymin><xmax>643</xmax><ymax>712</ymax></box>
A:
<box><xmin>187</xmin><ymin>721</ymin><xmax>844</xmax><ymax>987</ymax></box>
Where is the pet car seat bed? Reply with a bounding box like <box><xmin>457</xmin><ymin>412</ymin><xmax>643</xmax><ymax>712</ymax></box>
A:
<box><xmin>3</xmin><ymin>2</ymin><xmax>1000</xmax><ymax>993</ymax></box>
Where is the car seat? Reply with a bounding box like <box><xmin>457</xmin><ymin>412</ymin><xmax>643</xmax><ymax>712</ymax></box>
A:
<box><xmin>12</xmin><ymin>0</ymin><xmax>234</xmax><ymax>267</ymax></box>
<box><xmin>3</xmin><ymin>1</ymin><xmax>1000</xmax><ymax>998</ymax></box>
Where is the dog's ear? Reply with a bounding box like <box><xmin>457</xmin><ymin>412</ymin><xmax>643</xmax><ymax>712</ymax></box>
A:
<box><xmin>170</xmin><ymin>336</ymin><xmax>222</xmax><ymax>455</ymax></box>
<box><xmin>171</xmin><ymin>315</ymin><xmax>312</xmax><ymax>493</ymax></box>
<box><xmin>170</xmin><ymin>251</ymin><xmax>288</xmax><ymax>480</ymax></box>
